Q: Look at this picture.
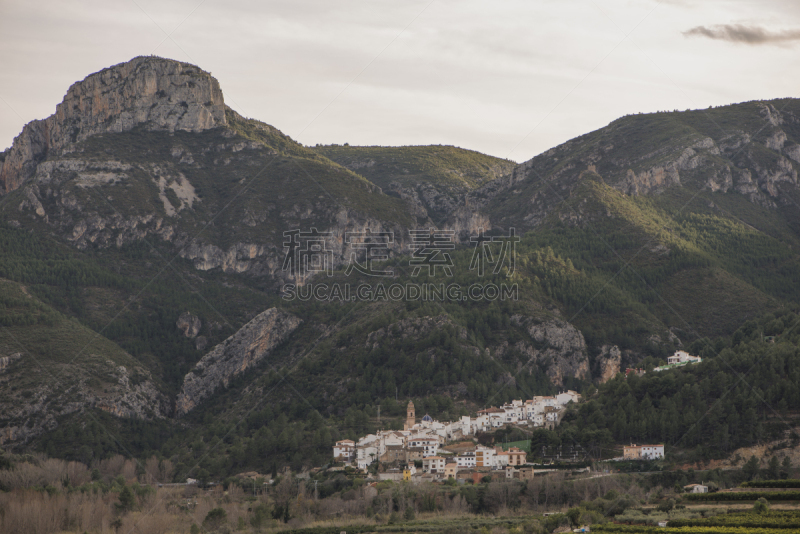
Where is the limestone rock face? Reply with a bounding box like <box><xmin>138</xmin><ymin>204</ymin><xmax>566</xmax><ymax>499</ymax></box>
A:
<box><xmin>527</xmin><ymin>318</ymin><xmax>590</xmax><ymax>385</ymax></box>
<box><xmin>176</xmin><ymin>308</ymin><xmax>302</xmax><ymax>415</ymax></box>
<box><xmin>0</xmin><ymin>56</ymin><xmax>226</xmax><ymax>194</ymax></box>
<box><xmin>508</xmin><ymin>316</ymin><xmax>590</xmax><ymax>386</ymax></box>
<box><xmin>0</xmin><ymin>359</ymin><xmax>169</xmax><ymax>447</ymax></box>
<box><xmin>177</xmin><ymin>312</ymin><xmax>202</xmax><ymax>339</ymax></box>
<box><xmin>596</xmin><ymin>344</ymin><xmax>622</xmax><ymax>384</ymax></box>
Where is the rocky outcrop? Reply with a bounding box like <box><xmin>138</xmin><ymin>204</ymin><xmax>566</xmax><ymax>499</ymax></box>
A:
<box><xmin>0</xmin><ymin>353</ymin><xmax>22</xmax><ymax>373</ymax></box>
<box><xmin>0</xmin><ymin>360</ymin><xmax>169</xmax><ymax>446</ymax></box>
<box><xmin>177</xmin><ymin>312</ymin><xmax>202</xmax><ymax>338</ymax></box>
<box><xmin>753</xmin><ymin>154</ymin><xmax>798</xmax><ymax>197</ymax></box>
<box><xmin>1</xmin><ymin>56</ymin><xmax>226</xmax><ymax>194</ymax></box>
<box><xmin>365</xmin><ymin>315</ymin><xmax>467</xmax><ymax>350</ymax></box>
<box><xmin>176</xmin><ymin>308</ymin><xmax>302</xmax><ymax>415</ymax></box>
<box><xmin>618</xmin><ymin>139</ymin><xmax>715</xmax><ymax>197</ymax></box>
<box><xmin>595</xmin><ymin>344</ymin><xmax>621</xmax><ymax>384</ymax></box>
<box><xmin>508</xmin><ymin>316</ymin><xmax>590</xmax><ymax>386</ymax></box>
<box><xmin>92</xmin><ymin>363</ymin><xmax>170</xmax><ymax>419</ymax></box>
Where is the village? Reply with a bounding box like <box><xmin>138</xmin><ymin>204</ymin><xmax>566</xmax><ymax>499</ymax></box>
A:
<box><xmin>333</xmin><ymin>385</ymin><xmax>672</xmax><ymax>485</ymax></box>
<box><xmin>331</xmin><ymin>350</ymin><xmax>707</xmax><ymax>485</ymax></box>
<box><xmin>333</xmin><ymin>391</ymin><xmax>582</xmax><ymax>484</ymax></box>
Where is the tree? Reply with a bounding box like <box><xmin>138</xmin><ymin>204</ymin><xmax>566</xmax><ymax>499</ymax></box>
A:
<box><xmin>781</xmin><ymin>456</ymin><xmax>792</xmax><ymax>479</ymax></box>
<box><xmin>116</xmin><ymin>485</ymin><xmax>135</xmax><ymax>512</ymax></box>
<box><xmin>753</xmin><ymin>497</ymin><xmax>770</xmax><ymax>515</ymax></box>
<box><xmin>272</xmin><ymin>477</ymin><xmax>295</xmax><ymax>523</ymax></box>
<box><xmin>203</xmin><ymin>508</ymin><xmax>228</xmax><ymax>531</ymax></box>
<box><xmin>566</xmin><ymin>507</ymin><xmax>582</xmax><ymax>527</ymax></box>
<box><xmin>657</xmin><ymin>498</ymin><xmax>675</xmax><ymax>512</ymax></box>
<box><xmin>768</xmin><ymin>456</ymin><xmax>780</xmax><ymax>479</ymax></box>
<box><xmin>743</xmin><ymin>455</ymin><xmax>760</xmax><ymax>480</ymax></box>
<box><xmin>404</xmin><ymin>505</ymin><xmax>416</xmax><ymax>521</ymax></box>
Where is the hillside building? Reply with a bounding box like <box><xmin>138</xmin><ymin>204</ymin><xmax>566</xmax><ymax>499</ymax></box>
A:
<box><xmin>422</xmin><ymin>456</ymin><xmax>446</xmax><ymax>474</ymax></box>
<box><xmin>623</xmin><ymin>443</ymin><xmax>664</xmax><ymax>460</ymax></box>
<box><xmin>654</xmin><ymin>351</ymin><xmax>702</xmax><ymax>372</ymax></box>
<box><xmin>684</xmin><ymin>483</ymin><xmax>708</xmax><ymax>493</ymax></box>
<box><xmin>333</xmin><ymin>440</ymin><xmax>355</xmax><ymax>462</ymax></box>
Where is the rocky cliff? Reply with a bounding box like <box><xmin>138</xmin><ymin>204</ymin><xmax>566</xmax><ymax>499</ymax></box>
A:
<box><xmin>523</xmin><ymin>317</ymin><xmax>590</xmax><ymax>386</ymax></box>
<box><xmin>1</xmin><ymin>56</ymin><xmax>226</xmax><ymax>194</ymax></box>
<box><xmin>0</xmin><ymin>358</ymin><xmax>169</xmax><ymax>446</ymax></box>
<box><xmin>176</xmin><ymin>308</ymin><xmax>302</xmax><ymax>415</ymax></box>
<box><xmin>445</xmin><ymin>101</ymin><xmax>800</xmax><ymax>235</ymax></box>
<box><xmin>2</xmin><ymin>56</ymin><xmax>421</xmax><ymax>291</ymax></box>
<box><xmin>492</xmin><ymin>315</ymin><xmax>590</xmax><ymax>386</ymax></box>
<box><xmin>595</xmin><ymin>344</ymin><xmax>622</xmax><ymax>384</ymax></box>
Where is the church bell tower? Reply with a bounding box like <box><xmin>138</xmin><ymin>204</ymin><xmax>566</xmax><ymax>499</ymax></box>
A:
<box><xmin>404</xmin><ymin>401</ymin><xmax>415</xmax><ymax>431</ymax></box>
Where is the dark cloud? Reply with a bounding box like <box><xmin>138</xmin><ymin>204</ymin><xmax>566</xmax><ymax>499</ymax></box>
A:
<box><xmin>683</xmin><ymin>24</ymin><xmax>800</xmax><ymax>45</ymax></box>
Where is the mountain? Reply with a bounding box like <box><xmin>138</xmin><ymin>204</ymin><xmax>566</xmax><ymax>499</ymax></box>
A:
<box><xmin>1</xmin><ymin>57</ymin><xmax>800</xmax><ymax>475</ymax></box>
<box><xmin>314</xmin><ymin>144</ymin><xmax>515</xmax><ymax>222</ymax></box>
<box><xmin>0</xmin><ymin>56</ymin><xmax>415</xmax><ymax>285</ymax></box>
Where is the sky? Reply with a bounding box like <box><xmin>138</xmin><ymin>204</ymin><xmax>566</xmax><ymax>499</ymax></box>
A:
<box><xmin>1</xmin><ymin>0</ymin><xmax>799</xmax><ymax>163</ymax></box>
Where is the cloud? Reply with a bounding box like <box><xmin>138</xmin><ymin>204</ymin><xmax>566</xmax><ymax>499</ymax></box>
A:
<box><xmin>683</xmin><ymin>24</ymin><xmax>800</xmax><ymax>45</ymax></box>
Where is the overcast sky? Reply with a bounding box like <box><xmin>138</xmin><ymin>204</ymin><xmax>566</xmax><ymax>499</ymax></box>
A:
<box><xmin>1</xmin><ymin>0</ymin><xmax>799</xmax><ymax>162</ymax></box>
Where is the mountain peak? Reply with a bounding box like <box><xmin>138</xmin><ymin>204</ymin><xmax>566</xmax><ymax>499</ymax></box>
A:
<box><xmin>0</xmin><ymin>56</ymin><xmax>226</xmax><ymax>194</ymax></box>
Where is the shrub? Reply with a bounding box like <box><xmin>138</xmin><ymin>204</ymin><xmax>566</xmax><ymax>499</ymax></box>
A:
<box><xmin>657</xmin><ymin>498</ymin><xmax>675</xmax><ymax>512</ymax></box>
<box><xmin>116</xmin><ymin>486</ymin><xmax>135</xmax><ymax>512</ymax></box>
<box><xmin>204</xmin><ymin>507</ymin><xmax>228</xmax><ymax>531</ymax></box>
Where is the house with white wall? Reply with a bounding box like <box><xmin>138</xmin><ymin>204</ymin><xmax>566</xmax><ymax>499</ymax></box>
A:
<box><xmin>668</xmin><ymin>351</ymin><xmax>701</xmax><ymax>365</ymax></box>
<box><xmin>623</xmin><ymin>444</ymin><xmax>665</xmax><ymax>460</ymax></box>
<box><xmin>455</xmin><ymin>451</ymin><xmax>476</xmax><ymax>468</ymax></box>
<box><xmin>475</xmin><ymin>446</ymin><xmax>496</xmax><ymax>468</ymax></box>
<box><xmin>407</xmin><ymin>436</ymin><xmax>440</xmax><ymax>457</ymax></box>
<box><xmin>422</xmin><ymin>456</ymin><xmax>446</xmax><ymax>474</ymax></box>
<box><xmin>356</xmin><ymin>444</ymin><xmax>380</xmax><ymax>469</ymax></box>
<box><xmin>556</xmin><ymin>390</ymin><xmax>580</xmax><ymax>406</ymax></box>
<box><xmin>333</xmin><ymin>440</ymin><xmax>355</xmax><ymax>463</ymax></box>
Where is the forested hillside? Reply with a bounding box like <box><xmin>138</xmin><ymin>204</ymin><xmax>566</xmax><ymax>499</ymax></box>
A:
<box><xmin>2</xmin><ymin>56</ymin><xmax>800</xmax><ymax>480</ymax></box>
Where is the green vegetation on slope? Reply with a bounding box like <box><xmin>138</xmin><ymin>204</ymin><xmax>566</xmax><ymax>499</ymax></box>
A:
<box><xmin>559</xmin><ymin>309</ymin><xmax>800</xmax><ymax>460</ymax></box>
<box><xmin>314</xmin><ymin>144</ymin><xmax>516</xmax><ymax>192</ymax></box>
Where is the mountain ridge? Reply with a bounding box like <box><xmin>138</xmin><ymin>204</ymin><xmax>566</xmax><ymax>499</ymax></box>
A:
<box><xmin>1</xmin><ymin>57</ymin><xmax>800</xmax><ymax>476</ymax></box>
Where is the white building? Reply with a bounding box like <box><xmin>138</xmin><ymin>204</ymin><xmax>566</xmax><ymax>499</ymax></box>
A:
<box><xmin>422</xmin><ymin>456</ymin><xmax>446</xmax><ymax>474</ymax></box>
<box><xmin>333</xmin><ymin>440</ymin><xmax>355</xmax><ymax>463</ymax></box>
<box><xmin>684</xmin><ymin>484</ymin><xmax>708</xmax><ymax>493</ymax></box>
<box><xmin>668</xmin><ymin>350</ymin><xmax>701</xmax><ymax>365</ymax></box>
<box><xmin>555</xmin><ymin>390</ymin><xmax>580</xmax><ymax>406</ymax></box>
<box><xmin>380</xmin><ymin>432</ymin><xmax>405</xmax><ymax>454</ymax></box>
<box><xmin>655</xmin><ymin>351</ymin><xmax>702</xmax><ymax>371</ymax></box>
<box><xmin>455</xmin><ymin>451</ymin><xmax>476</xmax><ymax>468</ymax></box>
<box><xmin>407</xmin><ymin>436</ymin><xmax>440</xmax><ymax>457</ymax></box>
<box><xmin>640</xmin><ymin>444</ymin><xmax>664</xmax><ymax>460</ymax></box>
<box><xmin>494</xmin><ymin>450</ymin><xmax>510</xmax><ymax>468</ymax></box>
<box><xmin>623</xmin><ymin>443</ymin><xmax>665</xmax><ymax>460</ymax></box>
<box><xmin>356</xmin><ymin>445</ymin><xmax>380</xmax><ymax>469</ymax></box>
<box><xmin>475</xmin><ymin>446</ymin><xmax>496</xmax><ymax>468</ymax></box>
